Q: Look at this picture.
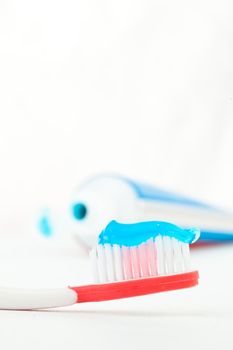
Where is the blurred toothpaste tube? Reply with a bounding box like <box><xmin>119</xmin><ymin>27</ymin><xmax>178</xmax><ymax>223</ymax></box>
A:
<box><xmin>38</xmin><ymin>174</ymin><xmax>233</xmax><ymax>249</ymax></box>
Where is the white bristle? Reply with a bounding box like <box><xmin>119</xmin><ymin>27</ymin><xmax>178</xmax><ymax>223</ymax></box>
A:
<box><xmin>130</xmin><ymin>247</ymin><xmax>141</xmax><ymax>278</ymax></box>
<box><xmin>138</xmin><ymin>243</ymin><xmax>149</xmax><ymax>277</ymax></box>
<box><xmin>105</xmin><ymin>244</ymin><xmax>115</xmax><ymax>282</ymax></box>
<box><xmin>113</xmin><ymin>244</ymin><xmax>124</xmax><ymax>281</ymax></box>
<box><xmin>146</xmin><ymin>238</ymin><xmax>157</xmax><ymax>276</ymax></box>
<box><xmin>89</xmin><ymin>248</ymin><xmax>99</xmax><ymax>283</ymax></box>
<box><xmin>155</xmin><ymin>235</ymin><xmax>165</xmax><ymax>275</ymax></box>
<box><xmin>96</xmin><ymin>245</ymin><xmax>107</xmax><ymax>283</ymax></box>
<box><xmin>181</xmin><ymin>243</ymin><xmax>192</xmax><ymax>271</ymax></box>
<box><xmin>91</xmin><ymin>235</ymin><xmax>193</xmax><ymax>283</ymax></box>
<box><xmin>122</xmin><ymin>246</ymin><xmax>133</xmax><ymax>280</ymax></box>
<box><xmin>163</xmin><ymin>236</ymin><xmax>174</xmax><ymax>275</ymax></box>
<box><xmin>172</xmin><ymin>238</ymin><xmax>185</xmax><ymax>273</ymax></box>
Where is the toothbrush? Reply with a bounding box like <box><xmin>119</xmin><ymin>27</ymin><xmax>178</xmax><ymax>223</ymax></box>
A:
<box><xmin>62</xmin><ymin>174</ymin><xmax>233</xmax><ymax>248</ymax></box>
<box><xmin>0</xmin><ymin>221</ymin><xmax>199</xmax><ymax>310</ymax></box>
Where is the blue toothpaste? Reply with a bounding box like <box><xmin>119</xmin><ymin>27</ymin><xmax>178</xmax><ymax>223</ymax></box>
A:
<box><xmin>98</xmin><ymin>220</ymin><xmax>200</xmax><ymax>247</ymax></box>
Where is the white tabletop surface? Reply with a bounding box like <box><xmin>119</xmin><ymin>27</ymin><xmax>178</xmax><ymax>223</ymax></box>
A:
<box><xmin>0</xmin><ymin>235</ymin><xmax>232</xmax><ymax>350</ymax></box>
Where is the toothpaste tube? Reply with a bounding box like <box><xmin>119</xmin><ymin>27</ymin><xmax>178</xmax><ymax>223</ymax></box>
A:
<box><xmin>38</xmin><ymin>174</ymin><xmax>233</xmax><ymax>248</ymax></box>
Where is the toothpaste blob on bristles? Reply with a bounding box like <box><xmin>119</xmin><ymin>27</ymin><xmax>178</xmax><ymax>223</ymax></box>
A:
<box><xmin>98</xmin><ymin>220</ymin><xmax>200</xmax><ymax>246</ymax></box>
<box><xmin>91</xmin><ymin>221</ymin><xmax>200</xmax><ymax>283</ymax></box>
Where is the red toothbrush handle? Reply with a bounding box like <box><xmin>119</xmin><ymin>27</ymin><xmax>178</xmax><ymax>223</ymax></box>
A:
<box><xmin>70</xmin><ymin>271</ymin><xmax>199</xmax><ymax>303</ymax></box>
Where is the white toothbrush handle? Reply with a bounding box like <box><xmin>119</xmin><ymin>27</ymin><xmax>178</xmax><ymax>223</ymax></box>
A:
<box><xmin>0</xmin><ymin>287</ymin><xmax>77</xmax><ymax>310</ymax></box>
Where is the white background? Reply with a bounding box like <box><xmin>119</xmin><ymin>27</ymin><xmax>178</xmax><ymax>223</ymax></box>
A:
<box><xmin>0</xmin><ymin>0</ymin><xmax>233</xmax><ymax>349</ymax></box>
<box><xmin>0</xmin><ymin>0</ymin><xmax>233</xmax><ymax>235</ymax></box>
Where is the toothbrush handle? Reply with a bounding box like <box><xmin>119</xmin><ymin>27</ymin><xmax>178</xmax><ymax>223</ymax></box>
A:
<box><xmin>70</xmin><ymin>271</ymin><xmax>199</xmax><ymax>303</ymax></box>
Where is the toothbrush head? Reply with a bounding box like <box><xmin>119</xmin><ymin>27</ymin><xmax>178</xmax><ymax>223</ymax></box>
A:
<box><xmin>0</xmin><ymin>220</ymin><xmax>199</xmax><ymax>310</ymax></box>
<box><xmin>91</xmin><ymin>220</ymin><xmax>200</xmax><ymax>283</ymax></box>
<box><xmin>70</xmin><ymin>221</ymin><xmax>200</xmax><ymax>303</ymax></box>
